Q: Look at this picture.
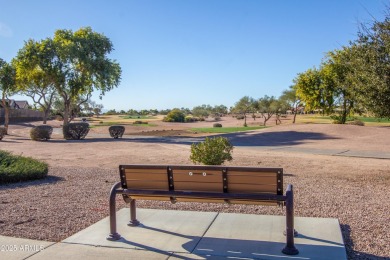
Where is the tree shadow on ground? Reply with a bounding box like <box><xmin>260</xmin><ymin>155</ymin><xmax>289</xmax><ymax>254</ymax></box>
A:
<box><xmin>0</xmin><ymin>176</ymin><xmax>64</xmax><ymax>190</ymax></box>
<box><xmin>340</xmin><ymin>224</ymin><xmax>388</xmax><ymax>260</ymax></box>
<box><xmin>221</xmin><ymin>131</ymin><xmax>340</xmax><ymax>147</ymax></box>
<box><xmin>44</xmin><ymin>130</ymin><xmax>339</xmax><ymax>147</ymax></box>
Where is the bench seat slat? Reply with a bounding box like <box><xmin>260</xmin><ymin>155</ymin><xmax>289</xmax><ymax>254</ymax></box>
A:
<box><xmin>127</xmin><ymin>196</ymin><xmax>278</xmax><ymax>205</ymax></box>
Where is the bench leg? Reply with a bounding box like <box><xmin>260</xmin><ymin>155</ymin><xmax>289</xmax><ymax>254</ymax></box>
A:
<box><xmin>107</xmin><ymin>182</ymin><xmax>121</xmax><ymax>241</ymax></box>
<box><xmin>128</xmin><ymin>199</ymin><xmax>140</xmax><ymax>226</ymax></box>
<box><xmin>282</xmin><ymin>184</ymin><xmax>299</xmax><ymax>255</ymax></box>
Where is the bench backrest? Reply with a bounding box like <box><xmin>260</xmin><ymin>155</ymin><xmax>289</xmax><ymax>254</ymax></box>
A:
<box><xmin>119</xmin><ymin>165</ymin><xmax>283</xmax><ymax>205</ymax></box>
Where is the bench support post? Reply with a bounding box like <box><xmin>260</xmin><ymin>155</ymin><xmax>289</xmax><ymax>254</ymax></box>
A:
<box><xmin>282</xmin><ymin>184</ymin><xmax>299</xmax><ymax>255</ymax></box>
<box><xmin>128</xmin><ymin>199</ymin><xmax>140</xmax><ymax>226</ymax></box>
<box><xmin>107</xmin><ymin>182</ymin><xmax>121</xmax><ymax>241</ymax></box>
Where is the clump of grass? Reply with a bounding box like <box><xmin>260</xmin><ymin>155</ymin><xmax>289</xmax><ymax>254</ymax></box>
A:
<box><xmin>0</xmin><ymin>150</ymin><xmax>48</xmax><ymax>184</ymax></box>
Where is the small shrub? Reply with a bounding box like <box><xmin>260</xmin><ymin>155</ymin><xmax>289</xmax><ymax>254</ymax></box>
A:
<box><xmin>163</xmin><ymin>109</ymin><xmax>185</xmax><ymax>122</ymax></box>
<box><xmin>330</xmin><ymin>115</ymin><xmax>343</xmax><ymax>124</ymax></box>
<box><xmin>0</xmin><ymin>127</ymin><xmax>6</xmax><ymax>140</ymax></box>
<box><xmin>0</xmin><ymin>150</ymin><xmax>48</xmax><ymax>184</ymax></box>
<box><xmin>63</xmin><ymin>122</ymin><xmax>90</xmax><ymax>140</ymax></box>
<box><xmin>109</xmin><ymin>125</ymin><xmax>125</xmax><ymax>139</ymax></box>
<box><xmin>30</xmin><ymin>125</ymin><xmax>53</xmax><ymax>141</ymax></box>
<box><xmin>185</xmin><ymin>116</ymin><xmax>196</xmax><ymax>123</ymax></box>
<box><xmin>133</xmin><ymin>121</ymin><xmax>148</xmax><ymax>125</ymax></box>
<box><xmin>213</xmin><ymin>123</ymin><xmax>222</xmax><ymax>127</ymax></box>
<box><xmin>347</xmin><ymin>120</ymin><xmax>365</xmax><ymax>126</ymax></box>
<box><xmin>190</xmin><ymin>136</ymin><xmax>233</xmax><ymax>165</ymax></box>
<box><xmin>162</xmin><ymin>117</ymin><xmax>174</xmax><ymax>122</ymax></box>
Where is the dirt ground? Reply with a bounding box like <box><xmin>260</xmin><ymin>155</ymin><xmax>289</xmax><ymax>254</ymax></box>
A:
<box><xmin>0</xmin><ymin>116</ymin><xmax>389</xmax><ymax>259</ymax></box>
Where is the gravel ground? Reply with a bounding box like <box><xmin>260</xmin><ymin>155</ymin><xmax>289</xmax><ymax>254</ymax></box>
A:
<box><xmin>0</xmin><ymin>156</ymin><xmax>389</xmax><ymax>260</ymax></box>
<box><xmin>0</xmin><ymin>122</ymin><xmax>389</xmax><ymax>259</ymax></box>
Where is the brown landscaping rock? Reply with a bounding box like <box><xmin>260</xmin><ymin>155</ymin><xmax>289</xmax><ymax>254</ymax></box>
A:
<box><xmin>0</xmin><ymin>119</ymin><xmax>389</xmax><ymax>259</ymax></box>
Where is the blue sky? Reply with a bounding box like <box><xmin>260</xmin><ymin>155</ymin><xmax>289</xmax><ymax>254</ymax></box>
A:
<box><xmin>0</xmin><ymin>0</ymin><xmax>386</xmax><ymax>111</ymax></box>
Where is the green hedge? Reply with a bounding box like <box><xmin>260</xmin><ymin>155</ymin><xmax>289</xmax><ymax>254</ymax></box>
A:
<box><xmin>0</xmin><ymin>150</ymin><xmax>48</xmax><ymax>184</ymax></box>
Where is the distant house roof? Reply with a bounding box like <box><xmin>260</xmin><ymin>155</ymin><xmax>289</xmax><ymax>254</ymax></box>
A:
<box><xmin>14</xmin><ymin>100</ymin><xmax>29</xmax><ymax>109</ymax></box>
<box><xmin>0</xmin><ymin>100</ymin><xmax>29</xmax><ymax>109</ymax></box>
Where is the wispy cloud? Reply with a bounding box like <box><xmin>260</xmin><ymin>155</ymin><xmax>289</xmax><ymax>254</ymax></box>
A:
<box><xmin>0</xmin><ymin>22</ymin><xmax>13</xmax><ymax>38</ymax></box>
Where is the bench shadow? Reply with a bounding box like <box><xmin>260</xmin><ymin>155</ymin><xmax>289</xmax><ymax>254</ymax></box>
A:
<box><xmin>113</xmin><ymin>224</ymin><xmax>347</xmax><ymax>259</ymax></box>
<box><xmin>113</xmin><ymin>223</ymin><xmax>389</xmax><ymax>259</ymax></box>
<box><xmin>0</xmin><ymin>176</ymin><xmax>64</xmax><ymax>190</ymax></box>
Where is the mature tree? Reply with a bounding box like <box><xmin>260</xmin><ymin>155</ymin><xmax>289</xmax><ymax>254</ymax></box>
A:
<box><xmin>233</xmin><ymin>96</ymin><xmax>255</xmax><ymax>126</ymax></box>
<box><xmin>294</xmin><ymin>67</ymin><xmax>335</xmax><ymax>115</ymax></box>
<box><xmin>127</xmin><ymin>109</ymin><xmax>139</xmax><ymax>115</ymax></box>
<box><xmin>91</xmin><ymin>102</ymin><xmax>104</xmax><ymax>117</ymax></box>
<box><xmin>257</xmin><ymin>95</ymin><xmax>280</xmax><ymax>126</ymax></box>
<box><xmin>139</xmin><ymin>109</ymin><xmax>150</xmax><ymax>115</ymax></box>
<box><xmin>14</xmin><ymin>60</ymin><xmax>56</xmax><ymax>124</ymax></box>
<box><xmin>280</xmin><ymin>86</ymin><xmax>301</xmax><ymax>123</ymax></box>
<box><xmin>294</xmin><ymin>48</ymin><xmax>358</xmax><ymax>124</ymax></box>
<box><xmin>213</xmin><ymin>104</ymin><xmax>228</xmax><ymax>116</ymax></box>
<box><xmin>14</xmin><ymin>27</ymin><xmax>121</xmax><ymax>136</ymax></box>
<box><xmin>321</xmin><ymin>48</ymin><xmax>357</xmax><ymax>123</ymax></box>
<box><xmin>82</xmin><ymin>100</ymin><xmax>94</xmax><ymax>116</ymax></box>
<box><xmin>159</xmin><ymin>109</ymin><xmax>171</xmax><ymax>115</ymax></box>
<box><xmin>0</xmin><ymin>59</ymin><xmax>17</xmax><ymax>133</ymax></box>
<box><xmin>52</xmin><ymin>94</ymin><xmax>91</xmax><ymax>121</ymax></box>
<box><xmin>192</xmin><ymin>104</ymin><xmax>212</xmax><ymax>118</ymax></box>
<box><xmin>149</xmin><ymin>109</ymin><xmax>158</xmax><ymax>115</ymax></box>
<box><xmin>351</xmin><ymin>15</ymin><xmax>390</xmax><ymax>118</ymax></box>
<box><xmin>105</xmin><ymin>109</ymin><xmax>118</xmax><ymax>115</ymax></box>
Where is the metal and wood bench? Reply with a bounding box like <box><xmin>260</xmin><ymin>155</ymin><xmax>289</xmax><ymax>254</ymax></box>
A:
<box><xmin>107</xmin><ymin>165</ymin><xmax>299</xmax><ymax>255</ymax></box>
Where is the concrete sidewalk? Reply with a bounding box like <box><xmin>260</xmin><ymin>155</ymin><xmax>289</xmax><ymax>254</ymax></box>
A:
<box><xmin>0</xmin><ymin>209</ymin><xmax>347</xmax><ymax>260</ymax></box>
<box><xmin>240</xmin><ymin>145</ymin><xmax>390</xmax><ymax>159</ymax></box>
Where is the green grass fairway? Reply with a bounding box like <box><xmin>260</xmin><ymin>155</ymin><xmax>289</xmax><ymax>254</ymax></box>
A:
<box><xmin>89</xmin><ymin>122</ymin><xmax>157</xmax><ymax>128</ymax></box>
<box><xmin>191</xmin><ymin>126</ymin><xmax>266</xmax><ymax>133</ymax></box>
<box><xmin>120</xmin><ymin>115</ymin><xmax>157</xmax><ymax>119</ymax></box>
<box><xmin>304</xmin><ymin>115</ymin><xmax>390</xmax><ymax>126</ymax></box>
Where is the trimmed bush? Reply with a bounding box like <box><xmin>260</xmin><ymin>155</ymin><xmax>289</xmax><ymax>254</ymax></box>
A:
<box><xmin>63</xmin><ymin>122</ymin><xmax>90</xmax><ymax>140</ymax></box>
<box><xmin>0</xmin><ymin>150</ymin><xmax>48</xmax><ymax>184</ymax></box>
<box><xmin>30</xmin><ymin>125</ymin><xmax>53</xmax><ymax>141</ymax></box>
<box><xmin>0</xmin><ymin>127</ymin><xmax>6</xmax><ymax>140</ymax></box>
<box><xmin>213</xmin><ymin>123</ymin><xmax>222</xmax><ymax>128</ymax></box>
<box><xmin>190</xmin><ymin>136</ymin><xmax>233</xmax><ymax>165</ymax></box>
<box><xmin>109</xmin><ymin>125</ymin><xmax>125</xmax><ymax>139</ymax></box>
